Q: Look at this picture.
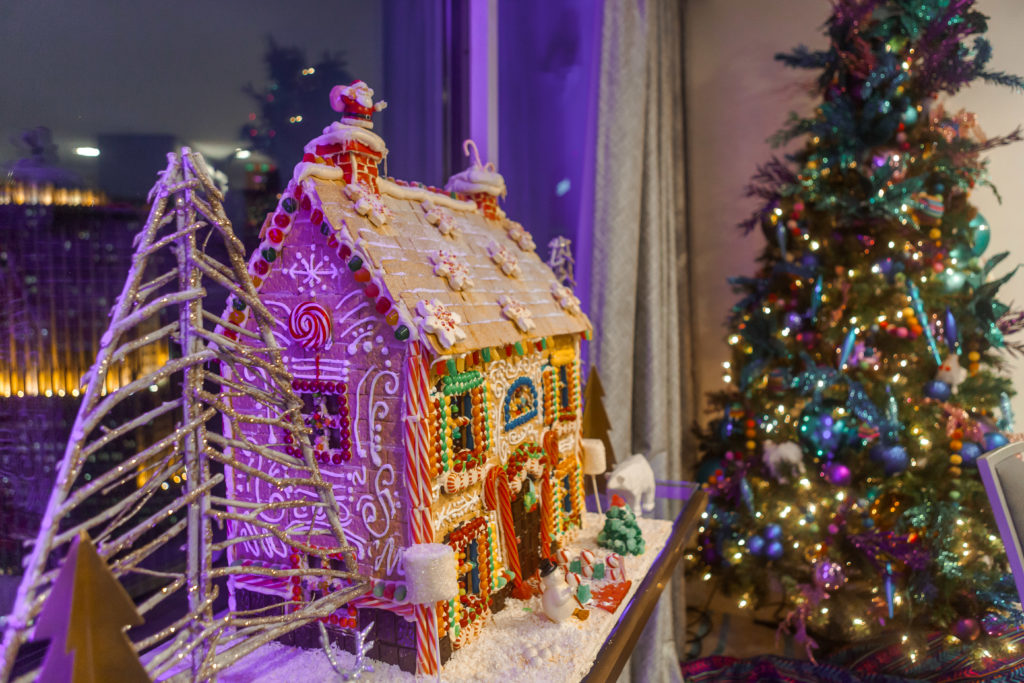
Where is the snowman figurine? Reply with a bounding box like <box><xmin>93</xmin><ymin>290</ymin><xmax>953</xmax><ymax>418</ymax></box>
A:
<box><xmin>936</xmin><ymin>353</ymin><xmax>967</xmax><ymax>393</ymax></box>
<box><xmin>539</xmin><ymin>559</ymin><xmax>576</xmax><ymax>623</ymax></box>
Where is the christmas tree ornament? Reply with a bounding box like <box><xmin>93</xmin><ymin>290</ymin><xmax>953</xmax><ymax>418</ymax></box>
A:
<box><xmin>812</xmin><ymin>558</ymin><xmax>845</xmax><ymax>590</ymax></box>
<box><xmin>959</xmin><ymin>441</ymin><xmax>983</xmax><ymax>466</ymax></box>
<box><xmin>944</xmin><ymin>307</ymin><xmax>960</xmax><ymax>352</ymax></box>
<box><xmin>969</xmin><ymin>213</ymin><xmax>991</xmax><ymax>256</ymax></box>
<box><xmin>870</xmin><ymin>442</ymin><xmax>909</xmax><ymax>475</ymax></box>
<box><xmin>883</xmin><ymin>562</ymin><xmax>896</xmax><ymax>619</ymax></box>
<box><xmin>952</xmin><ymin>617</ymin><xmax>982</xmax><ymax>642</ymax></box>
<box><xmin>923</xmin><ymin>379</ymin><xmax>952</xmax><ymax>400</ymax></box>
<box><xmin>798</xmin><ymin>402</ymin><xmax>851</xmax><ymax>459</ymax></box>
<box><xmin>825</xmin><ymin>462</ymin><xmax>853</xmax><ymax>486</ymax></box>
<box><xmin>765</xmin><ymin>540</ymin><xmax>785</xmax><ymax>561</ymax></box>
<box><xmin>984</xmin><ymin>431</ymin><xmax>1009</xmax><ymax>451</ymax></box>
<box><xmin>762</xmin><ymin>440</ymin><xmax>806</xmax><ymax>483</ymax></box>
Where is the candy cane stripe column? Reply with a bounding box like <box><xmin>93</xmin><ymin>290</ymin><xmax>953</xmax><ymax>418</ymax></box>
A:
<box><xmin>402</xmin><ymin>342</ymin><xmax>441</xmax><ymax>675</ymax></box>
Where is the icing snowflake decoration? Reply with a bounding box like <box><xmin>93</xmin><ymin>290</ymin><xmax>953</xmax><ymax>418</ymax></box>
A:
<box><xmin>345</xmin><ymin>182</ymin><xmax>390</xmax><ymax>227</ymax></box>
<box><xmin>430</xmin><ymin>249</ymin><xmax>474</xmax><ymax>291</ymax></box>
<box><xmin>415</xmin><ymin>298</ymin><xmax>467</xmax><ymax>349</ymax></box>
<box><xmin>498</xmin><ymin>295</ymin><xmax>535</xmax><ymax>332</ymax></box>
<box><xmin>486</xmin><ymin>240</ymin><xmax>521</xmax><ymax>278</ymax></box>
<box><xmin>505</xmin><ymin>221</ymin><xmax>536</xmax><ymax>252</ymax></box>
<box><xmin>420</xmin><ymin>200</ymin><xmax>458</xmax><ymax>237</ymax></box>
<box><xmin>550</xmin><ymin>282</ymin><xmax>582</xmax><ymax>315</ymax></box>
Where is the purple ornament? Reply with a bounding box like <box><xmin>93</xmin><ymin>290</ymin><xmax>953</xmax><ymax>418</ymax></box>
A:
<box><xmin>952</xmin><ymin>617</ymin><xmax>981</xmax><ymax>642</ymax></box>
<box><xmin>784</xmin><ymin>311</ymin><xmax>803</xmax><ymax>330</ymax></box>
<box><xmin>825</xmin><ymin>462</ymin><xmax>852</xmax><ymax>486</ymax></box>
<box><xmin>812</xmin><ymin>558</ymin><xmax>845</xmax><ymax>590</ymax></box>
<box><xmin>870</xmin><ymin>443</ymin><xmax>909</xmax><ymax>475</ymax></box>
<box><xmin>748</xmin><ymin>535</ymin><xmax>766</xmax><ymax>556</ymax></box>
<box><xmin>923</xmin><ymin>379</ymin><xmax>952</xmax><ymax>401</ymax></box>
<box><xmin>765</xmin><ymin>539</ymin><xmax>784</xmax><ymax>560</ymax></box>
<box><xmin>763</xmin><ymin>523</ymin><xmax>783</xmax><ymax>541</ymax></box>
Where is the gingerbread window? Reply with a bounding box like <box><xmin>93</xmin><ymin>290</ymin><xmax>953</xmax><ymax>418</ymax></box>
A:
<box><xmin>502</xmin><ymin>377</ymin><xmax>538</xmax><ymax>432</ymax></box>
<box><xmin>437</xmin><ymin>370</ymin><xmax>491</xmax><ymax>474</ymax></box>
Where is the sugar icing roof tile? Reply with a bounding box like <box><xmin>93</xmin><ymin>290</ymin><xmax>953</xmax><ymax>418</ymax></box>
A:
<box><xmin>309</xmin><ymin>176</ymin><xmax>590</xmax><ymax>356</ymax></box>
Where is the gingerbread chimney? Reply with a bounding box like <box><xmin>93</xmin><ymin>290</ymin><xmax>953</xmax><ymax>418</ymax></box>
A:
<box><xmin>445</xmin><ymin>140</ymin><xmax>507</xmax><ymax>221</ymax></box>
<box><xmin>300</xmin><ymin>81</ymin><xmax>388</xmax><ymax>192</ymax></box>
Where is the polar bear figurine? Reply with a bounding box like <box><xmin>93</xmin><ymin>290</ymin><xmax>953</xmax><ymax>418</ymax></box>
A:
<box><xmin>606</xmin><ymin>453</ymin><xmax>656</xmax><ymax>516</ymax></box>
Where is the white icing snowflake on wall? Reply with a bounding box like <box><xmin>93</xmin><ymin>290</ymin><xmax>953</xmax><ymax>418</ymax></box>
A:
<box><xmin>286</xmin><ymin>244</ymin><xmax>340</xmax><ymax>293</ymax></box>
<box><xmin>487</xmin><ymin>240</ymin><xmax>521</xmax><ymax>278</ymax></box>
<box><xmin>505</xmin><ymin>221</ymin><xmax>536</xmax><ymax>252</ymax></box>
<box><xmin>498</xmin><ymin>295</ymin><xmax>535</xmax><ymax>332</ymax></box>
<box><xmin>415</xmin><ymin>299</ymin><xmax>467</xmax><ymax>349</ymax></box>
<box><xmin>421</xmin><ymin>200</ymin><xmax>458</xmax><ymax>237</ymax></box>
<box><xmin>345</xmin><ymin>182</ymin><xmax>390</xmax><ymax>227</ymax></box>
<box><xmin>430</xmin><ymin>249</ymin><xmax>474</xmax><ymax>291</ymax></box>
<box><xmin>550</xmin><ymin>282</ymin><xmax>582</xmax><ymax>315</ymax></box>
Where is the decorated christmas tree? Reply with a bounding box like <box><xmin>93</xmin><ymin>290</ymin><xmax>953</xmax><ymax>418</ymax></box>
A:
<box><xmin>694</xmin><ymin>0</ymin><xmax>1024</xmax><ymax>662</ymax></box>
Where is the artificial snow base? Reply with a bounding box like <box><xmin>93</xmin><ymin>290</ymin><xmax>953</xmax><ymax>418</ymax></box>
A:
<box><xmin>215</xmin><ymin>513</ymin><xmax>672</xmax><ymax>682</ymax></box>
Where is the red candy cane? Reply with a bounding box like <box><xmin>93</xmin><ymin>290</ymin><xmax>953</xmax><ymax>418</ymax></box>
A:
<box><xmin>485</xmin><ymin>466</ymin><xmax>523</xmax><ymax>587</ymax></box>
<box><xmin>539</xmin><ymin>431</ymin><xmax>560</xmax><ymax>558</ymax></box>
<box><xmin>415</xmin><ymin>603</ymin><xmax>439</xmax><ymax>676</ymax></box>
<box><xmin>403</xmin><ymin>342</ymin><xmax>434</xmax><ymax>524</ymax></box>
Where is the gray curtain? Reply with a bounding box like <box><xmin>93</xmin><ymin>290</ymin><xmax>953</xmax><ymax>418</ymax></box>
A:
<box><xmin>580</xmin><ymin>0</ymin><xmax>690</xmax><ymax>680</ymax></box>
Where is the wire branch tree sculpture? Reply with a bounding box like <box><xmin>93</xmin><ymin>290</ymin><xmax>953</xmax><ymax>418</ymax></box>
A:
<box><xmin>0</xmin><ymin>149</ymin><xmax>368</xmax><ymax>682</ymax></box>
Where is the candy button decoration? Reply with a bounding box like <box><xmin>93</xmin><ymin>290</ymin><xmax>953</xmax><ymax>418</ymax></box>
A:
<box><xmin>288</xmin><ymin>301</ymin><xmax>332</xmax><ymax>350</ymax></box>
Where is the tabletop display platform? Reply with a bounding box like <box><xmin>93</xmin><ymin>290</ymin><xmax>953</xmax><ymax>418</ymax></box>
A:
<box><xmin>210</xmin><ymin>486</ymin><xmax>705</xmax><ymax>683</ymax></box>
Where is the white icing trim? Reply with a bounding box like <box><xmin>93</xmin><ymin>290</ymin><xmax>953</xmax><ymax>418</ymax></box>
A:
<box><xmin>304</xmin><ymin>121</ymin><xmax>388</xmax><ymax>156</ymax></box>
<box><xmin>292</xmin><ymin>162</ymin><xmax>346</xmax><ymax>185</ymax></box>
<box><xmin>445</xmin><ymin>166</ymin><xmax>507</xmax><ymax>197</ymax></box>
<box><xmin>378</xmin><ymin>177</ymin><xmax>477</xmax><ymax>213</ymax></box>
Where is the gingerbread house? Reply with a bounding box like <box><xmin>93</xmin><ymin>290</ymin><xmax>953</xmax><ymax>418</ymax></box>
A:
<box><xmin>220</xmin><ymin>81</ymin><xmax>591</xmax><ymax>675</ymax></box>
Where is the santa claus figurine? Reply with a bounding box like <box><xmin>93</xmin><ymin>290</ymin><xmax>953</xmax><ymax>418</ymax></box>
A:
<box><xmin>329</xmin><ymin>81</ymin><xmax>388</xmax><ymax>129</ymax></box>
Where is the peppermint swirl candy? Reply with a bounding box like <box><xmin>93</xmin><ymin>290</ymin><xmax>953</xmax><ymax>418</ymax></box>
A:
<box><xmin>288</xmin><ymin>301</ymin><xmax>332</xmax><ymax>350</ymax></box>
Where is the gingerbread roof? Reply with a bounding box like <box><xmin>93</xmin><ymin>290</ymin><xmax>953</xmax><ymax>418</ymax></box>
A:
<box><xmin>305</xmin><ymin>173</ymin><xmax>590</xmax><ymax>356</ymax></box>
<box><xmin>222</xmin><ymin>85</ymin><xmax>590</xmax><ymax>359</ymax></box>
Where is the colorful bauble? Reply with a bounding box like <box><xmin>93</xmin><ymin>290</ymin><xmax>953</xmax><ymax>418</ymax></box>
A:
<box><xmin>959</xmin><ymin>441</ymin><xmax>983</xmax><ymax>467</ymax></box>
<box><xmin>765</xmin><ymin>540</ymin><xmax>784</xmax><ymax>561</ymax></box>
<box><xmin>824</xmin><ymin>462</ymin><xmax>852</xmax><ymax>486</ymax></box>
<box><xmin>812</xmin><ymin>558</ymin><xmax>845</xmax><ymax>590</ymax></box>
<box><xmin>952</xmin><ymin>617</ymin><xmax>982</xmax><ymax>643</ymax></box>
<box><xmin>969</xmin><ymin>213</ymin><xmax>990</xmax><ymax>256</ymax></box>
<box><xmin>798</xmin><ymin>402</ymin><xmax>852</xmax><ymax>458</ymax></box>
<box><xmin>288</xmin><ymin>301</ymin><xmax>332</xmax><ymax>350</ymax></box>
<box><xmin>748</xmin><ymin>535</ymin><xmax>766</xmax><ymax>556</ymax></box>
<box><xmin>763</xmin><ymin>523</ymin><xmax>783</xmax><ymax>541</ymax></box>
<box><xmin>923</xmin><ymin>379</ymin><xmax>951</xmax><ymax>401</ymax></box>
<box><xmin>870</xmin><ymin>443</ymin><xmax>909</xmax><ymax>475</ymax></box>
<box><xmin>985</xmin><ymin>432</ymin><xmax>1009</xmax><ymax>451</ymax></box>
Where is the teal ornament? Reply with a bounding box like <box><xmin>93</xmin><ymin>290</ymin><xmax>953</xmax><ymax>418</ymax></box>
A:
<box><xmin>941</xmin><ymin>268</ymin><xmax>967</xmax><ymax>293</ymax></box>
<box><xmin>999</xmin><ymin>392</ymin><xmax>1015</xmax><ymax>432</ymax></box>
<box><xmin>901</xmin><ymin>105</ymin><xmax>919</xmax><ymax>126</ymax></box>
<box><xmin>798</xmin><ymin>402</ymin><xmax>851</xmax><ymax>458</ymax></box>
<box><xmin>969</xmin><ymin>214</ymin><xmax>991</xmax><ymax>256</ymax></box>
<box><xmin>884</xmin><ymin>562</ymin><xmax>895</xmax><ymax>619</ymax></box>
<box><xmin>838</xmin><ymin>327</ymin><xmax>858</xmax><ymax>368</ymax></box>
<box><xmin>809</xmin><ymin>276</ymin><xmax>823</xmax><ymax>321</ymax></box>
<box><xmin>947</xmin><ymin>245</ymin><xmax>970</xmax><ymax>263</ymax></box>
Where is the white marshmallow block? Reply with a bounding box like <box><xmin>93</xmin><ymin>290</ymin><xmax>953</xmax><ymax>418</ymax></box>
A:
<box><xmin>581</xmin><ymin>438</ymin><xmax>607</xmax><ymax>475</ymax></box>
<box><xmin>403</xmin><ymin>543</ymin><xmax>458</xmax><ymax>605</ymax></box>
